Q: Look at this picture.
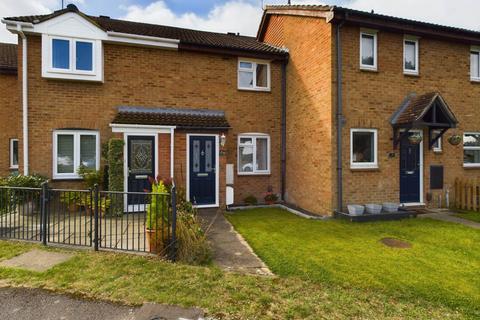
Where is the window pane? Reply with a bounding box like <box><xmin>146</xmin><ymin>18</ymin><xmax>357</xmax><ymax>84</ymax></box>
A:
<box><xmin>76</xmin><ymin>41</ymin><xmax>93</xmax><ymax>71</ymax></box>
<box><xmin>11</xmin><ymin>140</ymin><xmax>18</xmax><ymax>166</ymax></box>
<box><xmin>57</xmin><ymin>134</ymin><xmax>74</xmax><ymax>173</ymax></box>
<box><xmin>256</xmin><ymin>64</ymin><xmax>268</xmax><ymax>88</ymax></box>
<box><xmin>464</xmin><ymin>150</ymin><xmax>480</xmax><ymax>164</ymax></box>
<box><xmin>52</xmin><ymin>39</ymin><xmax>70</xmax><ymax>69</ymax></box>
<box><xmin>352</xmin><ymin>132</ymin><xmax>374</xmax><ymax>163</ymax></box>
<box><xmin>80</xmin><ymin>135</ymin><xmax>96</xmax><ymax>169</ymax></box>
<box><xmin>464</xmin><ymin>133</ymin><xmax>480</xmax><ymax>147</ymax></box>
<box><xmin>239</xmin><ymin>71</ymin><xmax>253</xmax><ymax>88</ymax></box>
<box><xmin>361</xmin><ymin>34</ymin><xmax>375</xmax><ymax>66</ymax></box>
<box><xmin>256</xmin><ymin>138</ymin><xmax>268</xmax><ymax>171</ymax></box>
<box><xmin>432</xmin><ymin>131</ymin><xmax>441</xmax><ymax>150</ymax></box>
<box><xmin>240</xmin><ymin>137</ymin><xmax>253</xmax><ymax>145</ymax></box>
<box><xmin>239</xmin><ymin>62</ymin><xmax>252</xmax><ymax>69</ymax></box>
<box><xmin>471</xmin><ymin>52</ymin><xmax>479</xmax><ymax>78</ymax></box>
<box><xmin>239</xmin><ymin>145</ymin><xmax>253</xmax><ymax>172</ymax></box>
<box><xmin>205</xmin><ymin>140</ymin><xmax>213</xmax><ymax>173</ymax></box>
<box><xmin>404</xmin><ymin>41</ymin><xmax>416</xmax><ymax>70</ymax></box>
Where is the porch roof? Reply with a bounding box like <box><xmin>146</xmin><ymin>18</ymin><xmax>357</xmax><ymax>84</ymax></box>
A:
<box><xmin>112</xmin><ymin>106</ymin><xmax>231</xmax><ymax>130</ymax></box>
<box><xmin>390</xmin><ymin>92</ymin><xmax>458</xmax><ymax>128</ymax></box>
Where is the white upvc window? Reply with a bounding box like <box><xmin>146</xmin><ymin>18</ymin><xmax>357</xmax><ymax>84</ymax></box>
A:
<box><xmin>238</xmin><ymin>59</ymin><xmax>271</xmax><ymax>91</ymax></box>
<box><xmin>470</xmin><ymin>48</ymin><xmax>480</xmax><ymax>82</ymax></box>
<box><xmin>432</xmin><ymin>130</ymin><xmax>442</xmax><ymax>153</ymax></box>
<box><xmin>9</xmin><ymin>138</ymin><xmax>18</xmax><ymax>169</ymax></box>
<box><xmin>238</xmin><ymin>134</ymin><xmax>271</xmax><ymax>175</ymax></box>
<box><xmin>53</xmin><ymin>130</ymin><xmax>100</xmax><ymax>179</ymax></box>
<box><xmin>404</xmin><ymin>37</ymin><xmax>419</xmax><ymax>75</ymax></box>
<box><xmin>463</xmin><ymin>132</ymin><xmax>480</xmax><ymax>167</ymax></box>
<box><xmin>350</xmin><ymin>129</ymin><xmax>378</xmax><ymax>169</ymax></box>
<box><xmin>360</xmin><ymin>31</ymin><xmax>378</xmax><ymax>70</ymax></box>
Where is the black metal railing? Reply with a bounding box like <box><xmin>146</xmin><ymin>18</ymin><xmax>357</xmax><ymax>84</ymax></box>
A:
<box><xmin>0</xmin><ymin>182</ymin><xmax>177</xmax><ymax>259</ymax></box>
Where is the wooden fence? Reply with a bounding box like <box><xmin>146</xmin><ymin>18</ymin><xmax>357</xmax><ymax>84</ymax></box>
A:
<box><xmin>455</xmin><ymin>177</ymin><xmax>480</xmax><ymax>211</ymax></box>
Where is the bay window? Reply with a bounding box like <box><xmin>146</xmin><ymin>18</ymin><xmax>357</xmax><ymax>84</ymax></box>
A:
<box><xmin>351</xmin><ymin>129</ymin><xmax>378</xmax><ymax>169</ymax></box>
<box><xmin>463</xmin><ymin>132</ymin><xmax>480</xmax><ymax>167</ymax></box>
<box><xmin>238</xmin><ymin>134</ymin><xmax>270</xmax><ymax>174</ymax></box>
<box><xmin>53</xmin><ymin>130</ymin><xmax>99</xmax><ymax>179</ymax></box>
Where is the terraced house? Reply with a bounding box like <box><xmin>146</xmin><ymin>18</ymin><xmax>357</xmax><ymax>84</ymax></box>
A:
<box><xmin>1</xmin><ymin>4</ymin><xmax>479</xmax><ymax>215</ymax></box>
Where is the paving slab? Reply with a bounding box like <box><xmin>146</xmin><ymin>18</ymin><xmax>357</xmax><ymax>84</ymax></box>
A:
<box><xmin>132</xmin><ymin>303</ymin><xmax>204</xmax><ymax>320</ymax></box>
<box><xmin>198</xmin><ymin>209</ymin><xmax>272</xmax><ymax>276</ymax></box>
<box><xmin>0</xmin><ymin>249</ymin><xmax>74</xmax><ymax>272</ymax></box>
<box><xmin>419</xmin><ymin>211</ymin><xmax>480</xmax><ymax>229</ymax></box>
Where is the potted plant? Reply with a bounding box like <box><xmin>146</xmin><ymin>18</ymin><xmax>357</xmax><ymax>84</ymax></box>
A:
<box><xmin>146</xmin><ymin>177</ymin><xmax>170</xmax><ymax>253</ymax></box>
<box><xmin>264</xmin><ymin>192</ymin><xmax>278</xmax><ymax>205</ymax></box>
<box><xmin>448</xmin><ymin>134</ymin><xmax>462</xmax><ymax>146</ymax></box>
<box><xmin>408</xmin><ymin>133</ymin><xmax>423</xmax><ymax>145</ymax></box>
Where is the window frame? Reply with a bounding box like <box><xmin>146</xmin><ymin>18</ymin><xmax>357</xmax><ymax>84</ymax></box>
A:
<box><xmin>49</xmin><ymin>36</ymin><xmax>96</xmax><ymax>75</ymax></box>
<box><xmin>470</xmin><ymin>48</ymin><xmax>480</xmax><ymax>82</ymax></box>
<box><xmin>237</xmin><ymin>133</ymin><xmax>271</xmax><ymax>175</ymax></box>
<box><xmin>350</xmin><ymin>128</ymin><xmax>378</xmax><ymax>169</ymax></box>
<box><xmin>52</xmin><ymin>130</ymin><xmax>100</xmax><ymax>180</ymax></box>
<box><xmin>463</xmin><ymin>132</ymin><xmax>480</xmax><ymax>168</ymax></box>
<box><xmin>403</xmin><ymin>37</ymin><xmax>419</xmax><ymax>75</ymax></box>
<box><xmin>359</xmin><ymin>31</ymin><xmax>378</xmax><ymax>71</ymax></box>
<box><xmin>432</xmin><ymin>130</ymin><xmax>442</xmax><ymax>153</ymax></box>
<box><xmin>237</xmin><ymin>59</ymin><xmax>271</xmax><ymax>92</ymax></box>
<box><xmin>9</xmin><ymin>138</ymin><xmax>19</xmax><ymax>170</ymax></box>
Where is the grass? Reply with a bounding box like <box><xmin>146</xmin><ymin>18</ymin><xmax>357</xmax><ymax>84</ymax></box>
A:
<box><xmin>0</xmin><ymin>240</ymin><xmax>473</xmax><ymax>319</ymax></box>
<box><xmin>453</xmin><ymin>210</ymin><xmax>480</xmax><ymax>223</ymax></box>
<box><xmin>227</xmin><ymin>208</ymin><xmax>480</xmax><ymax>318</ymax></box>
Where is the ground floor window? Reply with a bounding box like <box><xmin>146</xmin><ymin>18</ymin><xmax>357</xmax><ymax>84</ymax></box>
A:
<box><xmin>53</xmin><ymin>130</ymin><xmax>99</xmax><ymax>179</ymax></box>
<box><xmin>432</xmin><ymin>130</ymin><xmax>442</xmax><ymax>152</ymax></box>
<box><xmin>463</xmin><ymin>132</ymin><xmax>480</xmax><ymax>167</ymax></box>
<box><xmin>10</xmin><ymin>138</ymin><xmax>18</xmax><ymax>169</ymax></box>
<box><xmin>238</xmin><ymin>134</ymin><xmax>270</xmax><ymax>174</ymax></box>
<box><xmin>350</xmin><ymin>129</ymin><xmax>378</xmax><ymax>169</ymax></box>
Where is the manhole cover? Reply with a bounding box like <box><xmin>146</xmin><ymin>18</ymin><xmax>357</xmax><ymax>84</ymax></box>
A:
<box><xmin>380</xmin><ymin>238</ymin><xmax>412</xmax><ymax>248</ymax></box>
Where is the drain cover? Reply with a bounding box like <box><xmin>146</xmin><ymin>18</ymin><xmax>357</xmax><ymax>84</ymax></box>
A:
<box><xmin>380</xmin><ymin>237</ymin><xmax>412</xmax><ymax>248</ymax></box>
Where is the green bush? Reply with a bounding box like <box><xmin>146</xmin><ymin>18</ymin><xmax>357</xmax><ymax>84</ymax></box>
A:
<box><xmin>108</xmin><ymin>138</ymin><xmax>124</xmax><ymax>192</ymax></box>
<box><xmin>2</xmin><ymin>174</ymin><xmax>47</xmax><ymax>188</ymax></box>
<box><xmin>244</xmin><ymin>195</ymin><xmax>258</xmax><ymax>206</ymax></box>
<box><xmin>77</xmin><ymin>165</ymin><xmax>103</xmax><ymax>190</ymax></box>
<box><xmin>0</xmin><ymin>174</ymin><xmax>48</xmax><ymax>214</ymax></box>
<box><xmin>146</xmin><ymin>179</ymin><xmax>169</xmax><ymax>230</ymax></box>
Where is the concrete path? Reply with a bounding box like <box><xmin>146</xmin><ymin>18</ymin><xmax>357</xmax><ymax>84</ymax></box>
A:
<box><xmin>198</xmin><ymin>209</ymin><xmax>272</xmax><ymax>276</ymax></box>
<box><xmin>0</xmin><ymin>287</ymin><xmax>206</xmax><ymax>320</ymax></box>
<box><xmin>419</xmin><ymin>211</ymin><xmax>480</xmax><ymax>229</ymax></box>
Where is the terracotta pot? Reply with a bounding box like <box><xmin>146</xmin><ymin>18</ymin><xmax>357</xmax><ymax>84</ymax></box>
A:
<box><xmin>146</xmin><ymin>227</ymin><xmax>170</xmax><ymax>254</ymax></box>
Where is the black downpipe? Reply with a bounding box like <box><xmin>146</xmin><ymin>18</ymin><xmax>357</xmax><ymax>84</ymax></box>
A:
<box><xmin>281</xmin><ymin>61</ymin><xmax>287</xmax><ymax>201</ymax></box>
<box><xmin>336</xmin><ymin>21</ymin><xmax>345</xmax><ymax>213</ymax></box>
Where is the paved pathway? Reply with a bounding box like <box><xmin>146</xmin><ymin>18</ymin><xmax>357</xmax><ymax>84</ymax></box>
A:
<box><xmin>198</xmin><ymin>209</ymin><xmax>272</xmax><ymax>276</ymax></box>
<box><xmin>419</xmin><ymin>211</ymin><xmax>480</xmax><ymax>229</ymax></box>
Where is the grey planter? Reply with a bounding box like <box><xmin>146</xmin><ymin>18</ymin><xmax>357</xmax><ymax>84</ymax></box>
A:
<box><xmin>347</xmin><ymin>205</ymin><xmax>365</xmax><ymax>216</ymax></box>
<box><xmin>365</xmin><ymin>204</ymin><xmax>382</xmax><ymax>214</ymax></box>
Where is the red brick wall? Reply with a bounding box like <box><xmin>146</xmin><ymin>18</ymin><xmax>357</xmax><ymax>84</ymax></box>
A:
<box><xmin>0</xmin><ymin>71</ymin><xmax>19</xmax><ymax>176</ymax></box>
<box><xmin>12</xmin><ymin>36</ymin><xmax>282</xmax><ymax>206</ymax></box>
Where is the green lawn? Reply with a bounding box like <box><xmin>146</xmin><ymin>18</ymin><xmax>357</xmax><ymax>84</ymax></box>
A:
<box><xmin>454</xmin><ymin>210</ymin><xmax>480</xmax><ymax>223</ymax></box>
<box><xmin>0</xmin><ymin>240</ymin><xmax>472</xmax><ymax>319</ymax></box>
<box><xmin>227</xmin><ymin>208</ymin><xmax>480</xmax><ymax>318</ymax></box>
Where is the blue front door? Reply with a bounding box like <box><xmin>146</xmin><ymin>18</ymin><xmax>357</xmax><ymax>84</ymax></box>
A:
<box><xmin>400</xmin><ymin>133</ymin><xmax>421</xmax><ymax>203</ymax></box>
<box><xmin>189</xmin><ymin>135</ymin><xmax>216</xmax><ymax>206</ymax></box>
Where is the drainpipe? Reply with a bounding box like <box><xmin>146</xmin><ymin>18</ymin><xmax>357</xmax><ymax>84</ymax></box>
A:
<box><xmin>17</xmin><ymin>24</ymin><xmax>29</xmax><ymax>176</ymax></box>
<box><xmin>335</xmin><ymin>20</ymin><xmax>345</xmax><ymax>213</ymax></box>
<box><xmin>281</xmin><ymin>60</ymin><xmax>287</xmax><ymax>201</ymax></box>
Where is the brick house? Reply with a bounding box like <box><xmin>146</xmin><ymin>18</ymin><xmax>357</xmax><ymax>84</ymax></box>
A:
<box><xmin>2</xmin><ymin>4</ymin><xmax>480</xmax><ymax>215</ymax></box>
<box><xmin>1</xmin><ymin>4</ymin><xmax>287</xmax><ymax>209</ymax></box>
<box><xmin>258</xmin><ymin>5</ymin><xmax>480</xmax><ymax>214</ymax></box>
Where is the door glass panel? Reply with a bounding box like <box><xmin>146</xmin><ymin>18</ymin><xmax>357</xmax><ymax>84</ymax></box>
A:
<box><xmin>239</xmin><ymin>145</ymin><xmax>253</xmax><ymax>173</ymax></box>
<box><xmin>131</xmin><ymin>140</ymin><xmax>152</xmax><ymax>173</ymax></box>
<box><xmin>256</xmin><ymin>138</ymin><xmax>268</xmax><ymax>171</ymax></box>
<box><xmin>205</xmin><ymin>140</ymin><xmax>213</xmax><ymax>172</ymax></box>
<box><xmin>193</xmin><ymin>140</ymin><xmax>200</xmax><ymax>173</ymax></box>
<box><xmin>57</xmin><ymin>134</ymin><xmax>74</xmax><ymax>173</ymax></box>
<box><xmin>80</xmin><ymin>135</ymin><xmax>96</xmax><ymax>169</ymax></box>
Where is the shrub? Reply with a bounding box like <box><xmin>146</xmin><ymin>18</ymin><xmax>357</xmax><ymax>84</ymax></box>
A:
<box><xmin>264</xmin><ymin>192</ymin><xmax>279</xmax><ymax>204</ymax></box>
<box><xmin>3</xmin><ymin>174</ymin><xmax>47</xmax><ymax>188</ymax></box>
<box><xmin>146</xmin><ymin>178</ymin><xmax>169</xmax><ymax>230</ymax></box>
<box><xmin>0</xmin><ymin>174</ymin><xmax>48</xmax><ymax>214</ymax></box>
<box><xmin>77</xmin><ymin>165</ymin><xmax>103</xmax><ymax>190</ymax></box>
<box><xmin>244</xmin><ymin>195</ymin><xmax>258</xmax><ymax>206</ymax></box>
<box><xmin>107</xmin><ymin>138</ymin><xmax>124</xmax><ymax>216</ymax></box>
<box><xmin>175</xmin><ymin>209</ymin><xmax>211</xmax><ymax>265</ymax></box>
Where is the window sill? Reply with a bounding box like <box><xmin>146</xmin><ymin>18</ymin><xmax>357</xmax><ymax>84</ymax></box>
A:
<box><xmin>350</xmin><ymin>166</ymin><xmax>379</xmax><ymax>172</ymax></box>
<box><xmin>52</xmin><ymin>176</ymin><xmax>82</xmax><ymax>181</ymax></box>
<box><xmin>433</xmin><ymin>150</ymin><xmax>442</xmax><ymax>154</ymax></box>
<box><xmin>359</xmin><ymin>66</ymin><xmax>378</xmax><ymax>72</ymax></box>
<box><xmin>237</xmin><ymin>87</ymin><xmax>271</xmax><ymax>93</ymax></box>
<box><xmin>470</xmin><ymin>78</ymin><xmax>480</xmax><ymax>84</ymax></box>
<box><xmin>404</xmin><ymin>71</ymin><xmax>419</xmax><ymax>77</ymax></box>
<box><xmin>237</xmin><ymin>172</ymin><xmax>271</xmax><ymax>176</ymax></box>
<box><xmin>9</xmin><ymin>167</ymin><xmax>19</xmax><ymax>170</ymax></box>
<box><xmin>463</xmin><ymin>165</ymin><xmax>480</xmax><ymax>169</ymax></box>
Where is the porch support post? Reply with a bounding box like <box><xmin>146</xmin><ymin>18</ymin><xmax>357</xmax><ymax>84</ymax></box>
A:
<box><xmin>170</xmin><ymin>128</ymin><xmax>174</xmax><ymax>178</ymax></box>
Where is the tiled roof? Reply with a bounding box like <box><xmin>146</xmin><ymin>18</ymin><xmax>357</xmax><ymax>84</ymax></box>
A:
<box><xmin>0</xmin><ymin>43</ymin><xmax>17</xmax><ymax>73</ymax></box>
<box><xmin>4</xmin><ymin>5</ymin><xmax>287</xmax><ymax>58</ymax></box>
<box><xmin>112</xmin><ymin>106</ymin><xmax>231</xmax><ymax>129</ymax></box>
<box><xmin>391</xmin><ymin>92</ymin><xmax>458</xmax><ymax>126</ymax></box>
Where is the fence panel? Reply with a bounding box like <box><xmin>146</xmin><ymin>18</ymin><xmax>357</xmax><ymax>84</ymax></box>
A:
<box><xmin>455</xmin><ymin>178</ymin><xmax>480</xmax><ymax>211</ymax></box>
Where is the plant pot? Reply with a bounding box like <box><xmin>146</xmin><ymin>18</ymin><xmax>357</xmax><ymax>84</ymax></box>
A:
<box><xmin>347</xmin><ymin>205</ymin><xmax>365</xmax><ymax>216</ymax></box>
<box><xmin>382</xmin><ymin>202</ymin><xmax>400</xmax><ymax>213</ymax></box>
<box><xmin>365</xmin><ymin>204</ymin><xmax>382</xmax><ymax>214</ymax></box>
<box><xmin>146</xmin><ymin>226</ymin><xmax>170</xmax><ymax>254</ymax></box>
<box><xmin>448</xmin><ymin>135</ymin><xmax>462</xmax><ymax>146</ymax></box>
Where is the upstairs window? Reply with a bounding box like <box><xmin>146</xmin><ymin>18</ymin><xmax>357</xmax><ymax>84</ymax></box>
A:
<box><xmin>351</xmin><ymin>129</ymin><xmax>378</xmax><ymax>169</ymax></box>
<box><xmin>10</xmin><ymin>139</ymin><xmax>18</xmax><ymax>169</ymax></box>
<box><xmin>51</xmin><ymin>37</ymin><xmax>94</xmax><ymax>72</ymax></box>
<box><xmin>238</xmin><ymin>134</ymin><xmax>270</xmax><ymax>174</ymax></box>
<box><xmin>53</xmin><ymin>130</ymin><xmax>99</xmax><ymax>179</ymax></box>
<box><xmin>360</xmin><ymin>31</ymin><xmax>377</xmax><ymax>70</ymax></box>
<box><xmin>404</xmin><ymin>38</ymin><xmax>419</xmax><ymax>75</ymax></box>
<box><xmin>464</xmin><ymin>132</ymin><xmax>480</xmax><ymax>167</ymax></box>
<box><xmin>471</xmin><ymin>50</ymin><xmax>480</xmax><ymax>81</ymax></box>
<box><xmin>238</xmin><ymin>59</ymin><xmax>270</xmax><ymax>91</ymax></box>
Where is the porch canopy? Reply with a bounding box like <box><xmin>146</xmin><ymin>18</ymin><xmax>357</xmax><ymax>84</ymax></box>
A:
<box><xmin>390</xmin><ymin>92</ymin><xmax>458</xmax><ymax>149</ymax></box>
<box><xmin>112</xmin><ymin>106</ymin><xmax>231</xmax><ymax>130</ymax></box>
